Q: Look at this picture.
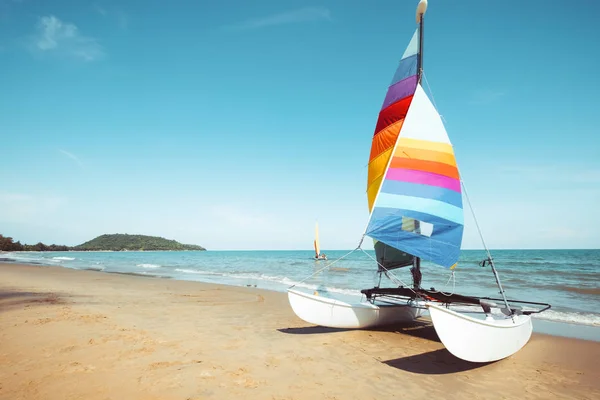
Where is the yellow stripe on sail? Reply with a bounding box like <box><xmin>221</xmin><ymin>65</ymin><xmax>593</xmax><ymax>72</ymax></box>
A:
<box><xmin>367</xmin><ymin>175</ymin><xmax>383</xmax><ymax>212</ymax></box>
<box><xmin>394</xmin><ymin>137</ymin><xmax>455</xmax><ymax>155</ymax></box>
<box><xmin>393</xmin><ymin>147</ymin><xmax>458</xmax><ymax>167</ymax></box>
<box><xmin>367</xmin><ymin>147</ymin><xmax>393</xmax><ymax>212</ymax></box>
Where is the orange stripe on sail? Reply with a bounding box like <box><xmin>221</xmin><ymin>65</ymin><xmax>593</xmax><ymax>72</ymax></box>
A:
<box><xmin>389</xmin><ymin>157</ymin><xmax>460</xmax><ymax>179</ymax></box>
<box><xmin>369</xmin><ymin>120</ymin><xmax>404</xmax><ymax>162</ymax></box>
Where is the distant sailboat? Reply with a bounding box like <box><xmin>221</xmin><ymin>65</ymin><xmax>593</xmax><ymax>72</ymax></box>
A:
<box><xmin>313</xmin><ymin>222</ymin><xmax>327</xmax><ymax>260</ymax></box>
<box><xmin>288</xmin><ymin>0</ymin><xmax>551</xmax><ymax>363</ymax></box>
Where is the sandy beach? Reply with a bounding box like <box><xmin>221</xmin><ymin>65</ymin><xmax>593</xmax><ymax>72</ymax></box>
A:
<box><xmin>1</xmin><ymin>263</ymin><xmax>598</xmax><ymax>400</ymax></box>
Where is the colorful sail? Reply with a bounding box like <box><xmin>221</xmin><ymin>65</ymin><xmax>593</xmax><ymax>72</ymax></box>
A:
<box><xmin>367</xmin><ymin>28</ymin><xmax>420</xmax><ymax>271</ymax></box>
<box><xmin>366</xmin><ymin>83</ymin><xmax>464</xmax><ymax>268</ymax></box>
<box><xmin>367</xmin><ymin>28</ymin><xmax>419</xmax><ymax>211</ymax></box>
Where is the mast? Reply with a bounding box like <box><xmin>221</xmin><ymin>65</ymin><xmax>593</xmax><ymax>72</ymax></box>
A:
<box><xmin>411</xmin><ymin>0</ymin><xmax>427</xmax><ymax>289</ymax></box>
<box><xmin>416</xmin><ymin>0</ymin><xmax>426</xmax><ymax>83</ymax></box>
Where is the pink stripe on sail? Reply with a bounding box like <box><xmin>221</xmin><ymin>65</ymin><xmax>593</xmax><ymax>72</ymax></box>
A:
<box><xmin>386</xmin><ymin>168</ymin><xmax>461</xmax><ymax>192</ymax></box>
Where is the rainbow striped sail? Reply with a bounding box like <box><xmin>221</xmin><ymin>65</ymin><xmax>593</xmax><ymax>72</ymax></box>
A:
<box><xmin>366</xmin><ymin>29</ymin><xmax>419</xmax><ymax>211</ymax></box>
<box><xmin>365</xmin><ymin>29</ymin><xmax>464</xmax><ymax>269</ymax></box>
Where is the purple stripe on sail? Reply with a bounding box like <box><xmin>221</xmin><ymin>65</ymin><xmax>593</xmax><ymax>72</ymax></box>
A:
<box><xmin>381</xmin><ymin>75</ymin><xmax>418</xmax><ymax>110</ymax></box>
<box><xmin>386</xmin><ymin>168</ymin><xmax>461</xmax><ymax>192</ymax></box>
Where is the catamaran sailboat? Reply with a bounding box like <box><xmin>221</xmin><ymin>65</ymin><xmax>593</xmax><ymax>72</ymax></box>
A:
<box><xmin>288</xmin><ymin>0</ymin><xmax>550</xmax><ymax>363</ymax></box>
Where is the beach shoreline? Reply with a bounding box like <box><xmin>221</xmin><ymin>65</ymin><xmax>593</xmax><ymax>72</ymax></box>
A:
<box><xmin>2</xmin><ymin>254</ymin><xmax>599</xmax><ymax>342</ymax></box>
<box><xmin>1</xmin><ymin>262</ymin><xmax>599</xmax><ymax>399</ymax></box>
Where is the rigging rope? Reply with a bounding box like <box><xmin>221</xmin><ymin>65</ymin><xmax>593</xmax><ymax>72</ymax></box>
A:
<box><xmin>289</xmin><ymin>234</ymin><xmax>421</xmax><ymax>302</ymax></box>
<box><xmin>422</xmin><ymin>72</ymin><xmax>444</xmax><ymax>123</ymax></box>
<box><xmin>461</xmin><ymin>182</ymin><xmax>494</xmax><ymax>262</ymax></box>
<box><xmin>423</xmin><ymin>72</ymin><xmax>491</xmax><ymax>260</ymax></box>
<box><xmin>423</xmin><ymin>70</ymin><xmax>514</xmax><ymax>317</ymax></box>
<box><xmin>288</xmin><ymin>245</ymin><xmax>361</xmax><ymax>289</ymax></box>
<box><xmin>359</xmin><ymin>247</ymin><xmax>415</xmax><ymax>294</ymax></box>
<box><xmin>426</xmin><ymin>270</ymin><xmax>456</xmax><ymax>297</ymax></box>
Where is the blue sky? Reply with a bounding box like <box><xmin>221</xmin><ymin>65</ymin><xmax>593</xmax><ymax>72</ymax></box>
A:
<box><xmin>1</xmin><ymin>0</ymin><xmax>598</xmax><ymax>250</ymax></box>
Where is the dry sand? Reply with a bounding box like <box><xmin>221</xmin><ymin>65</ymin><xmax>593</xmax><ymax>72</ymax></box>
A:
<box><xmin>1</xmin><ymin>263</ymin><xmax>599</xmax><ymax>400</ymax></box>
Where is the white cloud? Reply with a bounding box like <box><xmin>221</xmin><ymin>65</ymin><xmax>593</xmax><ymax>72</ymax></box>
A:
<box><xmin>33</xmin><ymin>15</ymin><xmax>105</xmax><ymax>61</ymax></box>
<box><xmin>58</xmin><ymin>148</ymin><xmax>83</xmax><ymax>168</ymax></box>
<box><xmin>225</xmin><ymin>7</ymin><xmax>331</xmax><ymax>30</ymax></box>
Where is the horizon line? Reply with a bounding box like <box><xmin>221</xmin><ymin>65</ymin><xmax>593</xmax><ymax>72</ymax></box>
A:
<box><xmin>5</xmin><ymin>248</ymin><xmax>592</xmax><ymax>252</ymax></box>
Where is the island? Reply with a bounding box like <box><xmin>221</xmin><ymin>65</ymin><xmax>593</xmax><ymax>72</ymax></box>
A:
<box><xmin>0</xmin><ymin>233</ymin><xmax>206</xmax><ymax>252</ymax></box>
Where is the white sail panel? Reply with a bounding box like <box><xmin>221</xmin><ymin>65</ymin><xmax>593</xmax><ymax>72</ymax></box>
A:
<box><xmin>399</xmin><ymin>84</ymin><xmax>451</xmax><ymax>144</ymax></box>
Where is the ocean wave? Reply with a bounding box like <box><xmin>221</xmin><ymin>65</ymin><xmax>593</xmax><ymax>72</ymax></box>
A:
<box><xmin>171</xmin><ymin>268</ymin><xmax>363</xmax><ymax>297</ymax></box>
<box><xmin>52</xmin><ymin>256</ymin><xmax>75</xmax><ymax>261</ymax></box>
<box><xmin>175</xmin><ymin>268</ymin><xmax>218</xmax><ymax>275</ymax></box>
<box><xmin>137</xmin><ymin>263</ymin><xmax>161</xmax><ymax>269</ymax></box>
<box><xmin>532</xmin><ymin>310</ymin><xmax>600</xmax><ymax>327</ymax></box>
<box><xmin>2</xmin><ymin>252</ymin><xmax>52</xmax><ymax>264</ymax></box>
<box><xmin>492</xmin><ymin>260</ymin><xmax>599</xmax><ymax>269</ymax></box>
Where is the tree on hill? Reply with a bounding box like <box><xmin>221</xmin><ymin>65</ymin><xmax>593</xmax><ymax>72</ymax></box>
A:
<box><xmin>74</xmin><ymin>234</ymin><xmax>206</xmax><ymax>251</ymax></box>
<box><xmin>0</xmin><ymin>235</ymin><xmax>24</xmax><ymax>251</ymax></box>
<box><xmin>0</xmin><ymin>233</ymin><xmax>205</xmax><ymax>252</ymax></box>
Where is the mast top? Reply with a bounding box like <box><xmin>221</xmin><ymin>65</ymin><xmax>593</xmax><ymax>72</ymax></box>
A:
<box><xmin>416</xmin><ymin>0</ymin><xmax>428</xmax><ymax>23</ymax></box>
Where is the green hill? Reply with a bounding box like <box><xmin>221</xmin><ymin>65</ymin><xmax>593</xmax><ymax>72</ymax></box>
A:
<box><xmin>74</xmin><ymin>234</ymin><xmax>206</xmax><ymax>251</ymax></box>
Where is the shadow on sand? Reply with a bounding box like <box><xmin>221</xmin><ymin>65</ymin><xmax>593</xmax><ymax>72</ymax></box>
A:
<box><xmin>383</xmin><ymin>349</ymin><xmax>493</xmax><ymax>374</ymax></box>
<box><xmin>278</xmin><ymin>319</ymin><xmax>493</xmax><ymax>374</ymax></box>
<box><xmin>278</xmin><ymin>325</ymin><xmax>354</xmax><ymax>334</ymax></box>
<box><xmin>278</xmin><ymin>319</ymin><xmax>440</xmax><ymax>342</ymax></box>
<box><xmin>371</xmin><ymin>319</ymin><xmax>441</xmax><ymax>342</ymax></box>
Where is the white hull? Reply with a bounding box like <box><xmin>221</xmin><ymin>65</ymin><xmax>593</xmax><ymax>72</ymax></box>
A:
<box><xmin>427</xmin><ymin>302</ymin><xmax>533</xmax><ymax>363</ymax></box>
<box><xmin>287</xmin><ymin>288</ymin><xmax>423</xmax><ymax>329</ymax></box>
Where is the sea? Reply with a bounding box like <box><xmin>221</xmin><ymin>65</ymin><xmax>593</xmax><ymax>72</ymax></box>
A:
<box><xmin>1</xmin><ymin>249</ymin><xmax>599</xmax><ymax>341</ymax></box>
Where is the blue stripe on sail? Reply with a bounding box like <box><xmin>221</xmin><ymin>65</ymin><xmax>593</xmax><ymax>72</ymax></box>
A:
<box><xmin>390</xmin><ymin>54</ymin><xmax>417</xmax><ymax>86</ymax></box>
<box><xmin>366</xmin><ymin>207</ymin><xmax>464</xmax><ymax>268</ymax></box>
<box><xmin>380</xmin><ymin>180</ymin><xmax>463</xmax><ymax>208</ymax></box>
<box><xmin>375</xmin><ymin>193</ymin><xmax>463</xmax><ymax>224</ymax></box>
